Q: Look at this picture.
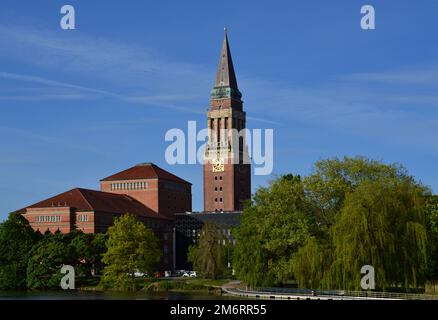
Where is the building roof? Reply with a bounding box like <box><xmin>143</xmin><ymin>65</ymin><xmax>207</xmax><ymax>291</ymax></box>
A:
<box><xmin>215</xmin><ymin>29</ymin><xmax>239</xmax><ymax>90</ymax></box>
<box><xmin>26</xmin><ymin>188</ymin><xmax>171</xmax><ymax>220</ymax></box>
<box><xmin>100</xmin><ymin>162</ymin><xmax>191</xmax><ymax>185</ymax></box>
<box><xmin>211</xmin><ymin>28</ymin><xmax>242</xmax><ymax>101</ymax></box>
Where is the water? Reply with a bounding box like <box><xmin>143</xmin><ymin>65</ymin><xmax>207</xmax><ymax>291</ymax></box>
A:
<box><xmin>0</xmin><ymin>290</ymin><xmax>240</xmax><ymax>300</ymax></box>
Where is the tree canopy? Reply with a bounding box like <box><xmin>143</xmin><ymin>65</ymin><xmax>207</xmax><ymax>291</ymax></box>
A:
<box><xmin>188</xmin><ymin>223</ymin><xmax>228</xmax><ymax>279</ymax></box>
<box><xmin>0</xmin><ymin>212</ymin><xmax>40</xmax><ymax>289</ymax></box>
<box><xmin>233</xmin><ymin>174</ymin><xmax>315</xmax><ymax>286</ymax></box>
<box><xmin>100</xmin><ymin>214</ymin><xmax>161</xmax><ymax>290</ymax></box>
<box><xmin>233</xmin><ymin>156</ymin><xmax>434</xmax><ymax>291</ymax></box>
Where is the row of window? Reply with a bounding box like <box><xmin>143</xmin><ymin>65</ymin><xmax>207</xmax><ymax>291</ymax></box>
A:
<box><xmin>209</xmin><ymin>118</ymin><xmax>245</xmax><ymax>132</ymax></box>
<box><xmin>215</xmin><ymin>187</ymin><xmax>223</xmax><ymax>191</ymax></box>
<box><xmin>214</xmin><ymin>176</ymin><xmax>223</xmax><ymax>181</ymax></box>
<box><xmin>192</xmin><ymin>229</ymin><xmax>231</xmax><ymax>236</ymax></box>
<box><xmin>35</xmin><ymin>215</ymin><xmax>91</xmax><ymax>223</ymax></box>
<box><xmin>215</xmin><ymin>198</ymin><xmax>223</xmax><ymax>202</ymax></box>
<box><xmin>36</xmin><ymin>215</ymin><xmax>61</xmax><ymax>223</ymax></box>
<box><xmin>110</xmin><ymin>181</ymin><xmax>149</xmax><ymax>191</ymax></box>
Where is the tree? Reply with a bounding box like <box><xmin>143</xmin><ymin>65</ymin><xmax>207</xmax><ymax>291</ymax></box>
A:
<box><xmin>26</xmin><ymin>233</ymin><xmax>74</xmax><ymax>289</ymax></box>
<box><xmin>100</xmin><ymin>214</ymin><xmax>161</xmax><ymax>290</ymax></box>
<box><xmin>425</xmin><ymin>196</ymin><xmax>438</xmax><ymax>281</ymax></box>
<box><xmin>232</xmin><ymin>175</ymin><xmax>314</xmax><ymax>287</ymax></box>
<box><xmin>0</xmin><ymin>212</ymin><xmax>40</xmax><ymax>289</ymax></box>
<box><xmin>233</xmin><ymin>156</ymin><xmax>433</xmax><ymax>291</ymax></box>
<box><xmin>26</xmin><ymin>230</ymin><xmax>107</xmax><ymax>289</ymax></box>
<box><xmin>326</xmin><ymin>178</ymin><xmax>429</xmax><ymax>290</ymax></box>
<box><xmin>69</xmin><ymin>231</ymin><xmax>107</xmax><ymax>276</ymax></box>
<box><xmin>292</xmin><ymin>156</ymin><xmax>431</xmax><ymax>290</ymax></box>
<box><xmin>304</xmin><ymin>156</ymin><xmax>411</xmax><ymax>237</ymax></box>
<box><xmin>188</xmin><ymin>223</ymin><xmax>227</xmax><ymax>279</ymax></box>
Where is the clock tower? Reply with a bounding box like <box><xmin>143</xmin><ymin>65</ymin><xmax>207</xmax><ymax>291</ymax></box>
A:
<box><xmin>203</xmin><ymin>29</ymin><xmax>251</xmax><ymax>212</ymax></box>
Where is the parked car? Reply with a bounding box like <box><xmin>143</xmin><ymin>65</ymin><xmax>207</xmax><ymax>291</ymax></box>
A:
<box><xmin>133</xmin><ymin>271</ymin><xmax>148</xmax><ymax>278</ymax></box>
<box><xmin>182</xmin><ymin>271</ymin><xmax>197</xmax><ymax>277</ymax></box>
<box><xmin>189</xmin><ymin>271</ymin><xmax>197</xmax><ymax>278</ymax></box>
<box><xmin>174</xmin><ymin>270</ymin><xmax>186</xmax><ymax>277</ymax></box>
<box><xmin>164</xmin><ymin>270</ymin><xmax>171</xmax><ymax>277</ymax></box>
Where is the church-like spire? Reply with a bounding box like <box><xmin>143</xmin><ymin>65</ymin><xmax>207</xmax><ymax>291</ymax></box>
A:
<box><xmin>211</xmin><ymin>28</ymin><xmax>242</xmax><ymax>100</ymax></box>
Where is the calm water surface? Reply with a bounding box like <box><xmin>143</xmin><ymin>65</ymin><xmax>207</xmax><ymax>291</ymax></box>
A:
<box><xmin>0</xmin><ymin>290</ymin><xmax>240</xmax><ymax>300</ymax></box>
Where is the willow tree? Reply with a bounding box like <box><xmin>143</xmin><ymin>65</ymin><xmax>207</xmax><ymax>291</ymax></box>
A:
<box><xmin>291</xmin><ymin>237</ymin><xmax>332</xmax><ymax>289</ymax></box>
<box><xmin>327</xmin><ymin>178</ymin><xmax>429</xmax><ymax>290</ymax></box>
<box><xmin>291</xmin><ymin>156</ymin><xmax>431</xmax><ymax>290</ymax></box>
<box><xmin>426</xmin><ymin>196</ymin><xmax>438</xmax><ymax>281</ymax></box>
<box><xmin>304</xmin><ymin>156</ymin><xmax>411</xmax><ymax>237</ymax></box>
<box><xmin>188</xmin><ymin>223</ymin><xmax>227</xmax><ymax>279</ymax></box>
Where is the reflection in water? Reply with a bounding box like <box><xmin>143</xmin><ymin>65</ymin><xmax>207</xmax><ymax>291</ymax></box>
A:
<box><xmin>0</xmin><ymin>290</ymin><xmax>240</xmax><ymax>300</ymax></box>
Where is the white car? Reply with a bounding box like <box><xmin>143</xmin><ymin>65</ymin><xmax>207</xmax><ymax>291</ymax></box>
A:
<box><xmin>189</xmin><ymin>271</ymin><xmax>197</xmax><ymax>278</ymax></box>
<box><xmin>133</xmin><ymin>271</ymin><xmax>147</xmax><ymax>278</ymax></box>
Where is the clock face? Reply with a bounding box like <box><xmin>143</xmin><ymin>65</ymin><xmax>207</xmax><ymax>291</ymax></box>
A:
<box><xmin>212</xmin><ymin>158</ymin><xmax>224</xmax><ymax>172</ymax></box>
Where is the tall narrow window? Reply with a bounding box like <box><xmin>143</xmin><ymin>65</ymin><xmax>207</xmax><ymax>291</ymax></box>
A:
<box><xmin>217</xmin><ymin>118</ymin><xmax>221</xmax><ymax>145</ymax></box>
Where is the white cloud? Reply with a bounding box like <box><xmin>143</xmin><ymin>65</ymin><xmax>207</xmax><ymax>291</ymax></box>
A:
<box><xmin>340</xmin><ymin>66</ymin><xmax>438</xmax><ymax>86</ymax></box>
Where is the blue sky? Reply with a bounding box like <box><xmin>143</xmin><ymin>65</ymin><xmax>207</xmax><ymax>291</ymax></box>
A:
<box><xmin>1</xmin><ymin>0</ymin><xmax>438</xmax><ymax>220</ymax></box>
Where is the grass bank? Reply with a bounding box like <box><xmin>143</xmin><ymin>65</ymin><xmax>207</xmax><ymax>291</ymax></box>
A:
<box><xmin>143</xmin><ymin>278</ymin><xmax>229</xmax><ymax>293</ymax></box>
<box><xmin>79</xmin><ymin>277</ymin><xmax>231</xmax><ymax>294</ymax></box>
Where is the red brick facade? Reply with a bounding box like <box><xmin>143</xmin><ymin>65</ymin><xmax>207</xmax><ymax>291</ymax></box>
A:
<box><xmin>100</xmin><ymin>163</ymin><xmax>192</xmax><ymax>217</ymax></box>
<box><xmin>20</xmin><ymin>162</ymin><xmax>190</xmax><ymax>271</ymax></box>
<box><xmin>203</xmin><ymin>31</ymin><xmax>251</xmax><ymax>212</ymax></box>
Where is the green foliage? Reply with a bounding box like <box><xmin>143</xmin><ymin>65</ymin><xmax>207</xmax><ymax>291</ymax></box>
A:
<box><xmin>0</xmin><ymin>212</ymin><xmax>40</xmax><ymax>289</ymax></box>
<box><xmin>234</xmin><ymin>156</ymin><xmax>433</xmax><ymax>291</ymax></box>
<box><xmin>304</xmin><ymin>156</ymin><xmax>411</xmax><ymax>236</ymax></box>
<box><xmin>232</xmin><ymin>175</ymin><xmax>314</xmax><ymax>287</ymax></box>
<box><xmin>293</xmin><ymin>157</ymin><xmax>431</xmax><ymax>290</ymax></box>
<box><xmin>26</xmin><ymin>233</ymin><xmax>74</xmax><ymax>289</ymax></box>
<box><xmin>426</xmin><ymin>196</ymin><xmax>438</xmax><ymax>280</ymax></box>
<box><xmin>100</xmin><ymin>214</ymin><xmax>161</xmax><ymax>290</ymax></box>
<box><xmin>188</xmin><ymin>223</ymin><xmax>227</xmax><ymax>279</ymax></box>
<box><xmin>69</xmin><ymin>231</ymin><xmax>107</xmax><ymax>276</ymax></box>
<box><xmin>26</xmin><ymin>230</ymin><xmax>107</xmax><ymax>289</ymax></box>
<box><xmin>326</xmin><ymin>179</ymin><xmax>429</xmax><ymax>290</ymax></box>
<box><xmin>291</xmin><ymin>237</ymin><xmax>331</xmax><ymax>289</ymax></box>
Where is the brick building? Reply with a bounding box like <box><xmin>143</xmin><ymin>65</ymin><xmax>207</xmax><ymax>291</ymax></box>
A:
<box><xmin>21</xmin><ymin>163</ymin><xmax>191</xmax><ymax>270</ymax></box>
<box><xmin>203</xmin><ymin>29</ymin><xmax>251</xmax><ymax>212</ymax></box>
<box><xmin>100</xmin><ymin>162</ymin><xmax>192</xmax><ymax>217</ymax></box>
<box><xmin>19</xmin><ymin>30</ymin><xmax>249</xmax><ymax>271</ymax></box>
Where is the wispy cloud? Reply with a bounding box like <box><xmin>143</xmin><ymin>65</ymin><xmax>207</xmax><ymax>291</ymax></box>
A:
<box><xmin>0</xmin><ymin>24</ymin><xmax>283</xmax><ymax>125</ymax></box>
<box><xmin>340</xmin><ymin>66</ymin><xmax>438</xmax><ymax>86</ymax></box>
<box><xmin>1</xmin><ymin>22</ymin><xmax>438</xmax><ymax>151</ymax></box>
<box><xmin>0</xmin><ymin>24</ymin><xmax>212</xmax><ymax>95</ymax></box>
<box><xmin>0</xmin><ymin>126</ymin><xmax>107</xmax><ymax>156</ymax></box>
<box><xmin>0</xmin><ymin>72</ymin><xmax>119</xmax><ymax>97</ymax></box>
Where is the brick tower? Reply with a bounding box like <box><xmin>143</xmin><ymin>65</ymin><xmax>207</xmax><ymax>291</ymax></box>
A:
<box><xmin>203</xmin><ymin>29</ymin><xmax>251</xmax><ymax>212</ymax></box>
